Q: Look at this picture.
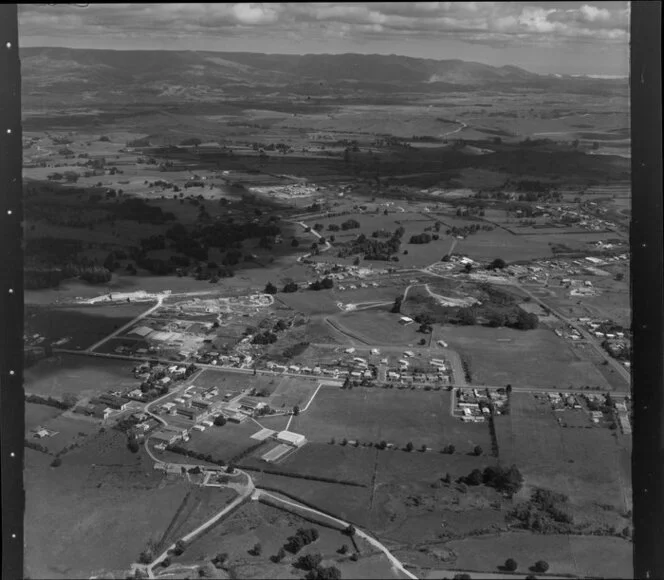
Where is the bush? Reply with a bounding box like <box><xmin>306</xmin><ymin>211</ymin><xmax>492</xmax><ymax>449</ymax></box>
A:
<box><xmin>533</xmin><ymin>560</ymin><xmax>549</xmax><ymax>573</ymax></box>
<box><xmin>50</xmin><ymin>457</ymin><xmax>62</xmax><ymax>467</ymax></box>
<box><xmin>504</xmin><ymin>558</ymin><xmax>518</xmax><ymax>571</ymax></box>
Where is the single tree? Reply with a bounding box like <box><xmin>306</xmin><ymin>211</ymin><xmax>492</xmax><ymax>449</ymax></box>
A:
<box><xmin>251</xmin><ymin>542</ymin><xmax>262</xmax><ymax>556</ymax></box>
<box><xmin>533</xmin><ymin>560</ymin><xmax>549</xmax><ymax>573</ymax></box>
<box><xmin>504</xmin><ymin>558</ymin><xmax>518</xmax><ymax>572</ymax></box>
<box><xmin>473</xmin><ymin>445</ymin><xmax>483</xmax><ymax>456</ymax></box>
<box><xmin>406</xmin><ymin>442</ymin><xmax>414</xmax><ymax>452</ymax></box>
<box><xmin>264</xmin><ymin>281</ymin><xmax>278</xmax><ymax>295</ymax></box>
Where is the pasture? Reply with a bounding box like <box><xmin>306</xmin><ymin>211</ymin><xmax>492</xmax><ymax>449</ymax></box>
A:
<box><xmin>25</xmin><ymin>402</ymin><xmax>64</xmax><ymax>432</ymax></box>
<box><xmin>437</xmin><ymin>326</ymin><xmax>611</xmax><ymax>389</ymax></box>
<box><xmin>25</xmin><ymin>302</ymin><xmax>151</xmax><ymax>350</ymax></box>
<box><xmin>24</xmin><ymin>430</ymin><xmax>190</xmax><ymax>580</ymax></box>
<box><xmin>289</xmin><ymin>386</ymin><xmax>491</xmax><ymax>452</ymax></box>
<box><xmin>24</xmin><ymin>354</ymin><xmax>136</xmax><ymax>400</ymax></box>
<box><xmin>35</xmin><ymin>413</ymin><xmax>101</xmax><ymax>455</ymax></box>
<box><xmin>494</xmin><ymin>393</ymin><xmax>631</xmax><ymax>511</ymax></box>
<box><xmin>268</xmin><ymin>376</ymin><xmax>322</xmax><ymax>410</ymax></box>
<box><xmin>432</xmin><ymin>532</ymin><xmax>632</xmax><ymax>579</ymax></box>
<box><xmin>327</xmin><ymin>308</ymin><xmax>424</xmax><ymax>346</ymax></box>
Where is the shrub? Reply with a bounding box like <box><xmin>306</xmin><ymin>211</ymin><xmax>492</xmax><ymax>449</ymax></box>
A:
<box><xmin>534</xmin><ymin>560</ymin><xmax>549</xmax><ymax>573</ymax></box>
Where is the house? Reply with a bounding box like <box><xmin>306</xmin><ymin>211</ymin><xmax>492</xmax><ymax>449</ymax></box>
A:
<box><xmin>92</xmin><ymin>405</ymin><xmax>114</xmax><ymax>420</ymax></box>
<box><xmin>276</xmin><ymin>430</ymin><xmax>307</xmax><ymax>447</ymax></box>
<box><xmin>176</xmin><ymin>406</ymin><xmax>204</xmax><ymax>420</ymax></box>
<box><xmin>399</xmin><ymin>316</ymin><xmax>414</xmax><ymax>325</ymax></box>
<box><xmin>238</xmin><ymin>397</ymin><xmax>267</xmax><ymax>413</ymax></box>
<box><xmin>191</xmin><ymin>399</ymin><xmax>212</xmax><ymax>410</ymax></box>
<box><xmin>228</xmin><ymin>412</ymin><xmax>248</xmax><ymax>423</ymax></box>
<box><xmin>94</xmin><ymin>393</ymin><xmax>129</xmax><ymax>411</ymax></box>
<box><xmin>152</xmin><ymin>425</ymin><xmax>188</xmax><ymax>445</ymax></box>
<box><xmin>126</xmin><ymin>389</ymin><xmax>146</xmax><ymax>401</ymax></box>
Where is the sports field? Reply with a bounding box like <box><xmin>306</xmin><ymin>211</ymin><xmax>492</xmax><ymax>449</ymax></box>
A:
<box><xmin>437</xmin><ymin>326</ymin><xmax>611</xmax><ymax>389</ymax></box>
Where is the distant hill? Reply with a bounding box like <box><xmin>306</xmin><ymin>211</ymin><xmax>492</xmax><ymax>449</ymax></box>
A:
<box><xmin>19</xmin><ymin>47</ymin><xmax>627</xmax><ymax>106</ymax></box>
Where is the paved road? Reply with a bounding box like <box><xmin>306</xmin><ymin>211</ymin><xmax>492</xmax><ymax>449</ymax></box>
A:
<box><xmin>256</xmin><ymin>490</ymin><xmax>417</xmax><ymax>580</ymax></box>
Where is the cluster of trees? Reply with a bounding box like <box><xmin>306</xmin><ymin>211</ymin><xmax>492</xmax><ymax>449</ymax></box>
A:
<box><xmin>338</xmin><ymin>226</ymin><xmax>404</xmax><ymax>261</ymax></box>
<box><xmin>283</xmin><ymin>527</ymin><xmax>320</xmax><ymax>555</ymax></box>
<box><xmin>110</xmin><ymin>198</ymin><xmax>177</xmax><ymax>225</ymax></box>
<box><xmin>409</xmin><ymin>233</ymin><xmax>438</xmax><ymax>244</ymax></box>
<box><xmin>453</xmin><ymin>305</ymin><xmax>539</xmax><ymax>331</ymax></box>
<box><xmin>340</xmin><ymin>219</ymin><xmax>360</xmax><ymax>231</ymax></box>
<box><xmin>283</xmin><ymin>281</ymin><xmax>299</xmax><ymax>293</ymax></box>
<box><xmin>251</xmin><ymin>331</ymin><xmax>278</xmax><ymax>345</ymax></box>
<box><xmin>167</xmin><ymin>444</ymin><xmax>227</xmax><ymax>467</ymax></box>
<box><xmin>460</xmin><ymin>465</ymin><xmax>524</xmax><ymax>495</ymax></box>
<box><xmin>309</xmin><ymin>277</ymin><xmax>334</xmax><ymax>291</ymax></box>
<box><xmin>445</xmin><ymin>223</ymin><xmax>494</xmax><ymax>238</ymax></box>
<box><xmin>25</xmin><ymin>393</ymin><xmax>77</xmax><ymax>410</ymax></box>
<box><xmin>509</xmin><ymin>488</ymin><xmax>575</xmax><ymax>533</ymax></box>
<box><xmin>24</xmin><ymin>439</ymin><xmax>52</xmax><ymax>455</ymax></box>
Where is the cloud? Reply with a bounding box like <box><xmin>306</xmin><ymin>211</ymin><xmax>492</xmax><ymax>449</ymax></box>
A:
<box><xmin>18</xmin><ymin>2</ymin><xmax>630</xmax><ymax>49</ymax></box>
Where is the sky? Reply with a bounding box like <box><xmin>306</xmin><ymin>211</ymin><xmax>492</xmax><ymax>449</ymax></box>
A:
<box><xmin>18</xmin><ymin>2</ymin><xmax>630</xmax><ymax>76</ymax></box>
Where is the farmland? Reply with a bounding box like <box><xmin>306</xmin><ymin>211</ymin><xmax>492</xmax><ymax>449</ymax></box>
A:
<box><xmin>20</xmin><ymin>42</ymin><xmax>632</xmax><ymax>580</ymax></box>
<box><xmin>24</xmin><ymin>353</ymin><xmax>136</xmax><ymax>400</ymax></box>
<box><xmin>24</xmin><ymin>302</ymin><xmax>150</xmax><ymax>350</ymax></box>
<box><xmin>24</xmin><ymin>431</ymin><xmax>190</xmax><ymax>580</ymax></box>
<box><xmin>289</xmin><ymin>387</ymin><xmax>491</xmax><ymax>451</ymax></box>
<box><xmin>494</xmin><ymin>392</ymin><xmax>631</xmax><ymax>511</ymax></box>
<box><xmin>436</xmin><ymin>326</ymin><xmax>611</xmax><ymax>389</ymax></box>
<box><xmin>426</xmin><ymin>532</ymin><xmax>632</xmax><ymax>579</ymax></box>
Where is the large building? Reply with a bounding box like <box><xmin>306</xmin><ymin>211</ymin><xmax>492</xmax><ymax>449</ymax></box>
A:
<box><xmin>276</xmin><ymin>430</ymin><xmax>307</xmax><ymax>448</ymax></box>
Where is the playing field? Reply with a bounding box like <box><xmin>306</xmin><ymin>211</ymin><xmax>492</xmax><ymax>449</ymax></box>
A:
<box><xmin>328</xmin><ymin>308</ymin><xmax>424</xmax><ymax>346</ymax></box>
<box><xmin>181</xmin><ymin>420</ymin><xmax>269</xmax><ymax>463</ymax></box>
<box><xmin>289</xmin><ymin>386</ymin><xmax>491</xmax><ymax>452</ymax></box>
<box><xmin>437</xmin><ymin>326</ymin><xmax>611</xmax><ymax>389</ymax></box>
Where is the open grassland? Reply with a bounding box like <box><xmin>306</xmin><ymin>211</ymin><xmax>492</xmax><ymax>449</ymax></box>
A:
<box><xmin>175</xmin><ymin>500</ymin><xmax>404</xmax><ymax>580</ymax></box>
<box><xmin>25</xmin><ymin>402</ymin><xmax>64</xmax><ymax>431</ymax></box>
<box><xmin>252</xmin><ymin>471</ymin><xmax>373</xmax><ymax>528</ymax></box>
<box><xmin>437</xmin><ymin>326</ymin><xmax>610</xmax><ymax>389</ymax></box>
<box><xmin>268</xmin><ymin>376</ymin><xmax>322</xmax><ymax>410</ymax></box>
<box><xmin>35</xmin><ymin>412</ymin><xmax>101</xmax><ymax>454</ymax></box>
<box><xmin>428</xmin><ymin>532</ymin><xmax>632</xmax><ymax>579</ymax></box>
<box><xmin>25</xmin><ymin>302</ymin><xmax>151</xmax><ymax>349</ymax></box>
<box><xmin>182</xmin><ymin>420</ymin><xmax>268</xmax><ymax>463</ymax></box>
<box><xmin>243</xmin><ymin>442</ymin><xmax>376</xmax><ymax>485</ymax></box>
<box><xmin>24</xmin><ymin>354</ymin><xmax>137</xmax><ymax>400</ymax></box>
<box><xmin>24</xmin><ymin>431</ymin><xmax>189</xmax><ymax>580</ymax></box>
<box><xmin>494</xmin><ymin>393</ymin><xmax>631</xmax><ymax>511</ymax></box>
<box><xmin>194</xmin><ymin>369</ymin><xmax>277</xmax><ymax>396</ymax></box>
<box><xmin>328</xmin><ymin>308</ymin><xmax>424</xmax><ymax>346</ymax></box>
<box><xmin>289</xmin><ymin>387</ymin><xmax>491</xmax><ymax>452</ymax></box>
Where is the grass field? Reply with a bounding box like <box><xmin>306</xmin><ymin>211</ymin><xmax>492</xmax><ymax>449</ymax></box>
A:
<box><xmin>428</xmin><ymin>532</ymin><xmax>632</xmax><ymax>579</ymax></box>
<box><xmin>494</xmin><ymin>392</ymin><xmax>631</xmax><ymax>511</ymax></box>
<box><xmin>25</xmin><ymin>402</ymin><xmax>64</xmax><ymax>432</ymax></box>
<box><xmin>328</xmin><ymin>308</ymin><xmax>424</xmax><ymax>346</ymax></box>
<box><xmin>268</xmin><ymin>376</ymin><xmax>322</xmax><ymax>410</ymax></box>
<box><xmin>25</xmin><ymin>302</ymin><xmax>151</xmax><ymax>349</ymax></box>
<box><xmin>182</xmin><ymin>420</ymin><xmax>269</xmax><ymax>463</ymax></box>
<box><xmin>175</xmin><ymin>500</ymin><xmax>405</xmax><ymax>579</ymax></box>
<box><xmin>437</xmin><ymin>326</ymin><xmax>610</xmax><ymax>389</ymax></box>
<box><xmin>194</xmin><ymin>369</ymin><xmax>278</xmax><ymax>397</ymax></box>
<box><xmin>24</xmin><ymin>354</ymin><xmax>137</xmax><ymax>400</ymax></box>
<box><xmin>34</xmin><ymin>412</ymin><xmax>101</xmax><ymax>454</ymax></box>
<box><xmin>289</xmin><ymin>387</ymin><xmax>491</xmax><ymax>452</ymax></box>
<box><xmin>243</xmin><ymin>442</ymin><xmax>377</xmax><ymax>485</ymax></box>
<box><xmin>24</xmin><ymin>430</ymin><xmax>190</xmax><ymax>580</ymax></box>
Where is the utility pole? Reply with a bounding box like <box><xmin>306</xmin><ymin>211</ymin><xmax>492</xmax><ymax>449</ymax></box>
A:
<box><xmin>0</xmin><ymin>6</ymin><xmax>24</xmax><ymax>580</ymax></box>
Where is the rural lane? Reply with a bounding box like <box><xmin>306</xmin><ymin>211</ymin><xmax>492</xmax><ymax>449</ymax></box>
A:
<box><xmin>86</xmin><ymin>294</ymin><xmax>165</xmax><ymax>353</ymax></box>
